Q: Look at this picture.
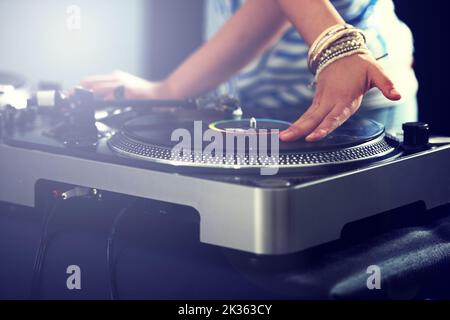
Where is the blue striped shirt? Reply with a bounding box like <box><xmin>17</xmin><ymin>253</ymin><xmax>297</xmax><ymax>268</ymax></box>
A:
<box><xmin>205</xmin><ymin>0</ymin><xmax>418</xmax><ymax>110</ymax></box>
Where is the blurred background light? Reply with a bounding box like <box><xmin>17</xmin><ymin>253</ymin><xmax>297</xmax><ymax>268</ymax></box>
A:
<box><xmin>0</xmin><ymin>0</ymin><xmax>146</xmax><ymax>87</ymax></box>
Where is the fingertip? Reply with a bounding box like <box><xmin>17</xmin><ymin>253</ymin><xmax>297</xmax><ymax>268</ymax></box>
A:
<box><xmin>306</xmin><ymin>129</ymin><xmax>328</xmax><ymax>142</ymax></box>
<box><xmin>280</xmin><ymin>130</ymin><xmax>295</xmax><ymax>142</ymax></box>
<box><xmin>390</xmin><ymin>88</ymin><xmax>401</xmax><ymax>96</ymax></box>
<box><xmin>389</xmin><ymin>88</ymin><xmax>402</xmax><ymax>101</ymax></box>
<box><xmin>305</xmin><ymin>136</ymin><xmax>317</xmax><ymax>142</ymax></box>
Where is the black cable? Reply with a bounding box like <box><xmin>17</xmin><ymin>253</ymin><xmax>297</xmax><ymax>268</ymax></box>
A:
<box><xmin>30</xmin><ymin>198</ymin><xmax>62</xmax><ymax>299</ymax></box>
<box><xmin>107</xmin><ymin>206</ymin><xmax>131</xmax><ymax>300</ymax></box>
<box><xmin>30</xmin><ymin>188</ymin><xmax>130</xmax><ymax>300</ymax></box>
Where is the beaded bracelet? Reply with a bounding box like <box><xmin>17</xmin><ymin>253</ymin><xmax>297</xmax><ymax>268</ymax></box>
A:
<box><xmin>315</xmin><ymin>48</ymin><xmax>370</xmax><ymax>81</ymax></box>
<box><xmin>308</xmin><ymin>24</ymin><xmax>354</xmax><ymax>64</ymax></box>
<box><xmin>308</xmin><ymin>29</ymin><xmax>366</xmax><ymax>74</ymax></box>
<box><xmin>317</xmin><ymin>34</ymin><xmax>366</xmax><ymax>66</ymax></box>
<box><xmin>308</xmin><ymin>25</ymin><xmax>360</xmax><ymax>72</ymax></box>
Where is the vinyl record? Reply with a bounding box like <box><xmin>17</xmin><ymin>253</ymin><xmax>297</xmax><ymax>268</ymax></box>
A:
<box><xmin>120</xmin><ymin>114</ymin><xmax>385</xmax><ymax>153</ymax></box>
<box><xmin>108</xmin><ymin>111</ymin><xmax>399</xmax><ymax>171</ymax></box>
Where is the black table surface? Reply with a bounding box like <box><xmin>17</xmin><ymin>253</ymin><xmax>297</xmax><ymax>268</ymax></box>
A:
<box><xmin>1</xmin><ymin>197</ymin><xmax>449</xmax><ymax>300</ymax></box>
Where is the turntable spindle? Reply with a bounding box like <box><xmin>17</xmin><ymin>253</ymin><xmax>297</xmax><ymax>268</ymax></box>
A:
<box><xmin>250</xmin><ymin>117</ymin><xmax>257</xmax><ymax>129</ymax></box>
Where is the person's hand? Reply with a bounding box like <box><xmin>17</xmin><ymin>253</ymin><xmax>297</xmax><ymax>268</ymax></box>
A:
<box><xmin>79</xmin><ymin>70</ymin><xmax>172</xmax><ymax>100</ymax></box>
<box><xmin>280</xmin><ymin>53</ymin><xmax>402</xmax><ymax>142</ymax></box>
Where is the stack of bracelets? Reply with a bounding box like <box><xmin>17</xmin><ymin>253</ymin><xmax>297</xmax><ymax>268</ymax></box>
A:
<box><xmin>308</xmin><ymin>24</ymin><xmax>370</xmax><ymax>82</ymax></box>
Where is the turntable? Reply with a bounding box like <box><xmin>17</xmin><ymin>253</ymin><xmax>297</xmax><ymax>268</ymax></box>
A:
<box><xmin>1</xmin><ymin>88</ymin><xmax>450</xmax><ymax>255</ymax></box>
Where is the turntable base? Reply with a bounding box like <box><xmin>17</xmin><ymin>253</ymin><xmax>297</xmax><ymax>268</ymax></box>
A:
<box><xmin>1</xmin><ymin>99</ymin><xmax>450</xmax><ymax>254</ymax></box>
<box><xmin>1</xmin><ymin>141</ymin><xmax>450</xmax><ymax>254</ymax></box>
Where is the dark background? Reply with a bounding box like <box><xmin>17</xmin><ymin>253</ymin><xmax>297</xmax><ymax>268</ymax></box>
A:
<box><xmin>146</xmin><ymin>0</ymin><xmax>204</xmax><ymax>80</ymax></box>
<box><xmin>394</xmin><ymin>1</ymin><xmax>450</xmax><ymax>135</ymax></box>
<box><xmin>147</xmin><ymin>0</ymin><xmax>450</xmax><ymax>135</ymax></box>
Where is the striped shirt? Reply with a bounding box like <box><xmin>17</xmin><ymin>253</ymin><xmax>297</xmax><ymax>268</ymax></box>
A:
<box><xmin>205</xmin><ymin>0</ymin><xmax>418</xmax><ymax>110</ymax></box>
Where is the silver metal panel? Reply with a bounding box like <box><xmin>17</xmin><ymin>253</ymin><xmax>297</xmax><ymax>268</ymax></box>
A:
<box><xmin>0</xmin><ymin>143</ymin><xmax>450</xmax><ymax>255</ymax></box>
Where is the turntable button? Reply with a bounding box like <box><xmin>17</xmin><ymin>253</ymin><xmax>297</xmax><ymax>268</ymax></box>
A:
<box><xmin>402</xmin><ymin>122</ymin><xmax>430</xmax><ymax>149</ymax></box>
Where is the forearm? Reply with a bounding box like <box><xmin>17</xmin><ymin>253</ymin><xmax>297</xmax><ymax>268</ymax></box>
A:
<box><xmin>275</xmin><ymin>0</ymin><xmax>345</xmax><ymax>46</ymax></box>
<box><xmin>163</xmin><ymin>0</ymin><xmax>288</xmax><ymax>99</ymax></box>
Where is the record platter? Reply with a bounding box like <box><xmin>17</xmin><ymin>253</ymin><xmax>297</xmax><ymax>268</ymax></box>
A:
<box><xmin>108</xmin><ymin>113</ymin><xmax>399</xmax><ymax>172</ymax></box>
<box><xmin>1</xmin><ymin>88</ymin><xmax>450</xmax><ymax>254</ymax></box>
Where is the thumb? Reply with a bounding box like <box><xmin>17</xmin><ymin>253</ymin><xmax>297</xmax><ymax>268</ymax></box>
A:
<box><xmin>370</xmin><ymin>65</ymin><xmax>402</xmax><ymax>101</ymax></box>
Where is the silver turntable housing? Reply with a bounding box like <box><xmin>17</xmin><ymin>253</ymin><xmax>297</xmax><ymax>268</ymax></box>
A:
<box><xmin>1</xmin><ymin>141</ymin><xmax>450</xmax><ymax>255</ymax></box>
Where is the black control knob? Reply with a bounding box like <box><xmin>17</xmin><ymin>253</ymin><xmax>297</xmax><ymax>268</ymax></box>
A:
<box><xmin>71</xmin><ymin>87</ymin><xmax>96</xmax><ymax>131</ymax></box>
<box><xmin>73</xmin><ymin>87</ymin><xmax>95</xmax><ymax>107</ymax></box>
<box><xmin>56</xmin><ymin>87</ymin><xmax>99</xmax><ymax>149</ymax></box>
<box><xmin>402</xmin><ymin>122</ymin><xmax>430</xmax><ymax>151</ymax></box>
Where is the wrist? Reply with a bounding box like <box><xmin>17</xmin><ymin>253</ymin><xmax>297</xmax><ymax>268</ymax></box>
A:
<box><xmin>152</xmin><ymin>80</ymin><xmax>175</xmax><ymax>100</ymax></box>
<box><xmin>159</xmin><ymin>78</ymin><xmax>191</xmax><ymax>100</ymax></box>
